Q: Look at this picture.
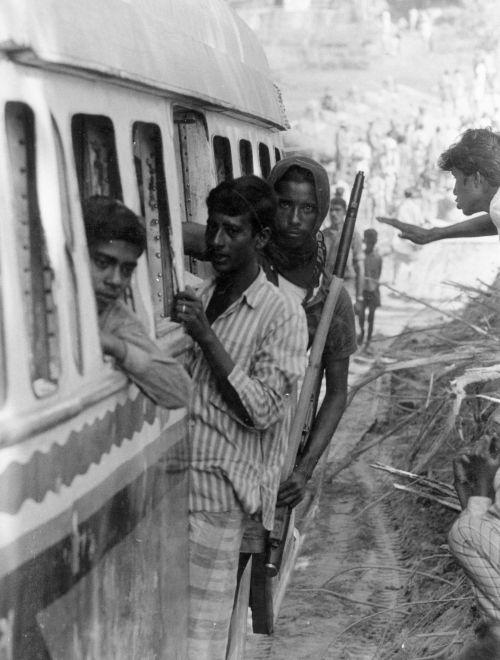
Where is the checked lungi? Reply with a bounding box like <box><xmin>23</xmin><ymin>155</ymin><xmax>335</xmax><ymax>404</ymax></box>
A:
<box><xmin>188</xmin><ymin>510</ymin><xmax>247</xmax><ymax>659</ymax></box>
<box><xmin>448</xmin><ymin>504</ymin><xmax>500</xmax><ymax>623</ymax></box>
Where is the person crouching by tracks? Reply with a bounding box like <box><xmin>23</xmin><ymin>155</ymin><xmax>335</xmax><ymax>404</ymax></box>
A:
<box><xmin>449</xmin><ymin>434</ymin><xmax>500</xmax><ymax>659</ymax></box>
<box><xmin>84</xmin><ymin>195</ymin><xmax>191</xmax><ymax>408</ymax></box>
<box><xmin>174</xmin><ymin>175</ymin><xmax>308</xmax><ymax>659</ymax></box>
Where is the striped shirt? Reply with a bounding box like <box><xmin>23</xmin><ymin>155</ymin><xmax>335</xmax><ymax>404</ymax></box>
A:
<box><xmin>186</xmin><ymin>269</ymin><xmax>308</xmax><ymax>530</ymax></box>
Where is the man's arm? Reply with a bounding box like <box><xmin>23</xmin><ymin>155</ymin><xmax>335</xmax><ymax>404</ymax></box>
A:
<box><xmin>176</xmin><ymin>287</ymin><xmax>308</xmax><ymax>429</ymax></box>
<box><xmin>453</xmin><ymin>435</ymin><xmax>500</xmax><ymax>510</ymax></box>
<box><xmin>377</xmin><ymin>213</ymin><xmax>497</xmax><ymax>245</ymax></box>
<box><xmin>277</xmin><ymin>356</ymin><xmax>349</xmax><ymax>508</ymax></box>
<box><xmin>182</xmin><ymin>222</ymin><xmax>207</xmax><ymax>259</ymax></box>
<box><xmin>175</xmin><ymin>288</ymin><xmax>254</xmax><ymax>424</ymax></box>
<box><xmin>101</xmin><ymin>307</ymin><xmax>192</xmax><ymax>409</ymax></box>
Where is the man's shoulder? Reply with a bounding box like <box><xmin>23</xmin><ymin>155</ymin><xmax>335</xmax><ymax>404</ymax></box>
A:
<box><xmin>104</xmin><ymin>299</ymin><xmax>137</xmax><ymax>325</ymax></box>
<box><xmin>254</xmin><ymin>275</ymin><xmax>305</xmax><ymax>319</ymax></box>
<box><xmin>103</xmin><ymin>299</ymin><xmax>148</xmax><ymax>334</ymax></box>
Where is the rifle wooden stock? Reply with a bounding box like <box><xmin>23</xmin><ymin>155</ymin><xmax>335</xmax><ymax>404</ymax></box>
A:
<box><xmin>264</xmin><ymin>171</ymin><xmax>365</xmax><ymax>579</ymax></box>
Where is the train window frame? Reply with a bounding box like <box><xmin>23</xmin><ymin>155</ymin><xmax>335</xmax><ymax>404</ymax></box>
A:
<box><xmin>132</xmin><ymin>122</ymin><xmax>175</xmax><ymax>333</ymax></box>
<box><xmin>274</xmin><ymin>147</ymin><xmax>282</xmax><ymax>164</ymax></box>
<box><xmin>5</xmin><ymin>102</ymin><xmax>60</xmax><ymax>397</ymax></box>
<box><xmin>239</xmin><ymin>139</ymin><xmax>254</xmax><ymax>175</ymax></box>
<box><xmin>258</xmin><ymin>142</ymin><xmax>271</xmax><ymax>179</ymax></box>
<box><xmin>52</xmin><ymin>115</ymin><xmax>84</xmax><ymax>374</ymax></box>
<box><xmin>213</xmin><ymin>135</ymin><xmax>233</xmax><ymax>183</ymax></box>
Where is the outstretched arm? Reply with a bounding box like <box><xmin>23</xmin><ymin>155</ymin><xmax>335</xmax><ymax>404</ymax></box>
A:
<box><xmin>100</xmin><ymin>316</ymin><xmax>192</xmax><ymax>410</ymax></box>
<box><xmin>377</xmin><ymin>213</ymin><xmax>496</xmax><ymax>245</ymax></box>
<box><xmin>277</xmin><ymin>356</ymin><xmax>349</xmax><ymax>508</ymax></box>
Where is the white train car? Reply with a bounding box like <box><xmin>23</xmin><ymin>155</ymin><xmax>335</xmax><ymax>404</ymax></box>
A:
<box><xmin>0</xmin><ymin>1</ymin><xmax>286</xmax><ymax>656</ymax></box>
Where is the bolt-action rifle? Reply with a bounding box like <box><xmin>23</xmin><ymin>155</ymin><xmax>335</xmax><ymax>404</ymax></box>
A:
<box><xmin>261</xmin><ymin>171</ymin><xmax>365</xmax><ymax>619</ymax></box>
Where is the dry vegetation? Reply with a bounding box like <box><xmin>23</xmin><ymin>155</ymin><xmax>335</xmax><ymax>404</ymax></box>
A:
<box><xmin>342</xmin><ymin>275</ymin><xmax>500</xmax><ymax>658</ymax></box>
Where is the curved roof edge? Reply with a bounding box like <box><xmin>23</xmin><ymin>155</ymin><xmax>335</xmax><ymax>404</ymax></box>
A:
<box><xmin>0</xmin><ymin>0</ymin><xmax>288</xmax><ymax>129</ymax></box>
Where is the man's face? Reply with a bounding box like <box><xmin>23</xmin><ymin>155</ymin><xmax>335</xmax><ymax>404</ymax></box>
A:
<box><xmin>364</xmin><ymin>235</ymin><xmax>376</xmax><ymax>251</ymax></box>
<box><xmin>451</xmin><ymin>167</ymin><xmax>494</xmax><ymax>215</ymax></box>
<box><xmin>205</xmin><ymin>212</ymin><xmax>261</xmax><ymax>276</ymax></box>
<box><xmin>89</xmin><ymin>240</ymin><xmax>141</xmax><ymax>314</ymax></box>
<box><xmin>329</xmin><ymin>203</ymin><xmax>346</xmax><ymax>231</ymax></box>
<box><xmin>274</xmin><ymin>180</ymin><xmax>319</xmax><ymax>247</ymax></box>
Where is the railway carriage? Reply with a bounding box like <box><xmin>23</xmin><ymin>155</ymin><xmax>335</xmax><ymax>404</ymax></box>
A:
<box><xmin>0</xmin><ymin>1</ymin><xmax>287</xmax><ymax>656</ymax></box>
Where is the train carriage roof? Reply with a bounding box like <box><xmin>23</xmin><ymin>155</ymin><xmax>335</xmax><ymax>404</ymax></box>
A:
<box><xmin>0</xmin><ymin>0</ymin><xmax>287</xmax><ymax>129</ymax></box>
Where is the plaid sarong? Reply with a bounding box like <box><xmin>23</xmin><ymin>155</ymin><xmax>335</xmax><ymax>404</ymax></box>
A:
<box><xmin>188</xmin><ymin>510</ymin><xmax>246</xmax><ymax>659</ymax></box>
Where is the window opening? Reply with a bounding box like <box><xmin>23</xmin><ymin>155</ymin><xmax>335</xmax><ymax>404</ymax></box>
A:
<box><xmin>71</xmin><ymin>114</ymin><xmax>122</xmax><ymax>201</ymax></box>
<box><xmin>259</xmin><ymin>143</ymin><xmax>271</xmax><ymax>179</ymax></box>
<box><xmin>71</xmin><ymin>114</ymin><xmax>136</xmax><ymax>313</ymax></box>
<box><xmin>274</xmin><ymin>147</ymin><xmax>282</xmax><ymax>163</ymax></box>
<box><xmin>132</xmin><ymin>123</ymin><xmax>175</xmax><ymax>331</ymax></box>
<box><xmin>174</xmin><ymin>109</ymin><xmax>213</xmax><ymax>278</ymax></box>
<box><xmin>213</xmin><ymin>135</ymin><xmax>233</xmax><ymax>183</ymax></box>
<box><xmin>6</xmin><ymin>102</ymin><xmax>59</xmax><ymax>396</ymax></box>
<box><xmin>239</xmin><ymin>139</ymin><xmax>253</xmax><ymax>175</ymax></box>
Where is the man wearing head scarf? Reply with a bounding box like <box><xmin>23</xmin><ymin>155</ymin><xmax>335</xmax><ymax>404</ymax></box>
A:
<box><xmin>259</xmin><ymin>155</ymin><xmax>357</xmax><ymax>508</ymax></box>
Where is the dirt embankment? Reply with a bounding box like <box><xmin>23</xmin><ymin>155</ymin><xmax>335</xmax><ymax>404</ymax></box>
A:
<box><xmin>247</xmin><ymin>277</ymin><xmax>500</xmax><ymax>659</ymax></box>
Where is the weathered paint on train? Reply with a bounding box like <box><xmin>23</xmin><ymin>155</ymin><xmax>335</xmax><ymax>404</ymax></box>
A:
<box><xmin>0</xmin><ymin>1</ymin><xmax>286</xmax><ymax>657</ymax></box>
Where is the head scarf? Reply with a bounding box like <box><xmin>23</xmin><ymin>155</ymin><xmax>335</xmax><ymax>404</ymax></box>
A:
<box><xmin>264</xmin><ymin>155</ymin><xmax>331</xmax><ymax>292</ymax></box>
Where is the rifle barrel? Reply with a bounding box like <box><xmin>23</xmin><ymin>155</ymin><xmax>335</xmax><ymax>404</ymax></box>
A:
<box><xmin>333</xmin><ymin>171</ymin><xmax>365</xmax><ymax>278</ymax></box>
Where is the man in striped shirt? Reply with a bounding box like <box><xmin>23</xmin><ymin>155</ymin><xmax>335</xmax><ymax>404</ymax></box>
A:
<box><xmin>450</xmin><ymin>434</ymin><xmax>500</xmax><ymax>658</ymax></box>
<box><xmin>174</xmin><ymin>175</ymin><xmax>308</xmax><ymax>659</ymax></box>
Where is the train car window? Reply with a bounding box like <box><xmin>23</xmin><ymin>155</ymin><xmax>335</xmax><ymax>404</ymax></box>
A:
<box><xmin>213</xmin><ymin>135</ymin><xmax>233</xmax><ymax>183</ymax></box>
<box><xmin>71</xmin><ymin>114</ymin><xmax>123</xmax><ymax>201</ymax></box>
<box><xmin>274</xmin><ymin>147</ymin><xmax>282</xmax><ymax>163</ymax></box>
<box><xmin>52</xmin><ymin>116</ymin><xmax>83</xmax><ymax>373</ymax></box>
<box><xmin>259</xmin><ymin>143</ymin><xmax>271</xmax><ymax>179</ymax></box>
<box><xmin>132</xmin><ymin>123</ymin><xmax>174</xmax><ymax>331</ymax></box>
<box><xmin>239</xmin><ymin>139</ymin><xmax>253</xmax><ymax>175</ymax></box>
<box><xmin>5</xmin><ymin>102</ymin><xmax>59</xmax><ymax>396</ymax></box>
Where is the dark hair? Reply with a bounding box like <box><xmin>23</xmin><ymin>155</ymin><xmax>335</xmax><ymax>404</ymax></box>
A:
<box><xmin>330</xmin><ymin>197</ymin><xmax>347</xmax><ymax>211</ymax></box>
<box><xmin>206</xmin><ymin>175</ymin><xmax>277</xmax><ymax>233</ymax></box>
<box><xmin>438</xmin><ymin>128</ymin><xmax>500</xmax><ymax>186</ymax></box>
<box><xmin>83</xmin><ymin>196</ymin><xmax>147</xmax><ymax>252</ymax></box>
<box><xmin>277</xmin><ymin>165</ymin><xmax>315</xmax><ymax>186</ymax></box>
<box><xmin>364</xmin><ymin>228</ymin><xmax>378</xmax><ymax>241</ymax></box>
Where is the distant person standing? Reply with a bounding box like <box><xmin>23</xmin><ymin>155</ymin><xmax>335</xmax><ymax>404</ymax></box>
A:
<box><xmin>358</xmin><ymin>229</ymin><xmax>382</xmax><ymax>347</ymax></box>
<box><xmin>322</xmin><ymin>196</ymin><xmax>365</xmax><ymax>306</ymax></box>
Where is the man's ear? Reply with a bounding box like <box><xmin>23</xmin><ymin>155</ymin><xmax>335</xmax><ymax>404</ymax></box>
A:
<box><xmin>255</xmin><ymin>227</ymin><xmax>271</xmax><ymax>250</ymax></box>
<box><xmin>474</xmin><ymin>171</ymin><xmax>488</xmax><ymax>189</ymax></box>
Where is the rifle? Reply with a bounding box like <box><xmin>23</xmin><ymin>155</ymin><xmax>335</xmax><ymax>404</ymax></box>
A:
<box><xmin>265</xmin><ymin>171</ymin><xmax>365</xmax><ymax>578</ymax></box>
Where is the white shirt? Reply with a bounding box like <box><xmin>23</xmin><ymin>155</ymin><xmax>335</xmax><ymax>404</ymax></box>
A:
<box><xmin>489</xmin><ymin>188</ymin><xmax>500</xmax><ymax>237</ymax></box>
